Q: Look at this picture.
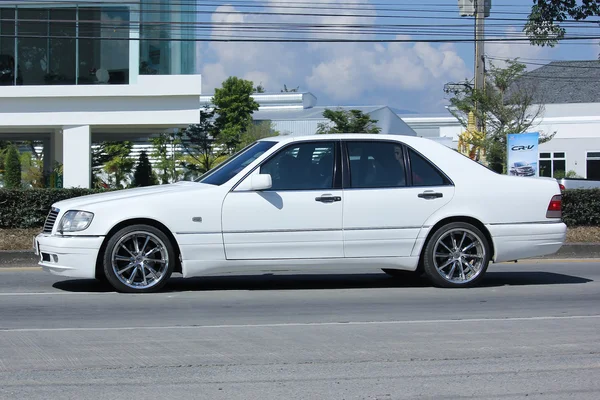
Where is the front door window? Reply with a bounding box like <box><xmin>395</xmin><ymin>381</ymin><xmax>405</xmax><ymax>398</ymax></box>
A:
<box><xmin>260</xmin><ymin>142</ymin><xmax>335</xmax><ymax>190</ymax></box>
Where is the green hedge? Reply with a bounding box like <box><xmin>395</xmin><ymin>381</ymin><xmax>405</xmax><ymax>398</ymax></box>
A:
<box><xmin>0</xmin><ymin>188</ymin><xmax>110</xmax><ymax>229</ymax></box>
<box><xmin>561</xmin><ymin>189</ymin><xmax>600</xmax><ymax>227</ymax></box>
<box><xmin>0</xmin><ymin>187</ymin><xmax>598</xmax><ymax>229</ymax></box>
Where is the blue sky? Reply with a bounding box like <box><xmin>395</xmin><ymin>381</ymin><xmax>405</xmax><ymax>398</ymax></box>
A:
<box><xmin>195</xmin><ymin>0</ymin><xmax>600</xmax><ymax>114</ymax></box>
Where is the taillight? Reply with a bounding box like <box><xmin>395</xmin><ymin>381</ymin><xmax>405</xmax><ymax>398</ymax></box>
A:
<box><xmin>546</xmin><ymin>195</ymin><xmax>562</xmax><ymax>218</ymax></box>
<box><xmin>559</xmin><ymin>183</ymin><xmax>565</xmax><ymax>191</ymax></box>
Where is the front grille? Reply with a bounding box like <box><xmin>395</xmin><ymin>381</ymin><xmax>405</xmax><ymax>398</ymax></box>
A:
<box><xmin>43</xmin><ymin>208</ymin><xmax>59</xmax><ymax>233</ymax></box>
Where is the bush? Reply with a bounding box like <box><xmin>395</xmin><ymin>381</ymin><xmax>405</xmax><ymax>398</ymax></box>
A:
<box><xmin>0</xmin><ymin>187</ymin><xmax>597</xmax><ymax>230</ymax></box>
<box><xmin>0</xmin><ymin>188</ymin><xmax>111</xmax><ymax>228</ymax></box>
<box><xmin>561</xmin><ymin>189</ymin><xmax>600</xmax><ymax>227</ymax></box>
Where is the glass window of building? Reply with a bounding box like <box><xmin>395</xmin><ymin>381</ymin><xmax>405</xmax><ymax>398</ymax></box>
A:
<box><xmin>140</xmin><ymin>0</ymin><xmax>196</xmax><ymax>76</ymax></box>
<box><xmin>79</xmin><ymin>7</ymin><xmax>130</xmax><ymax>85</ymax></box>
<box><xmin>17</xmin><ymin>8</ymin><xmax>49</xmax><ymax>85</ymax></box>
<box><xmin>539</xmin><ymin>152</ymin><xmax>566</xmax><ymax>178</ymax></box>
<box><xmin>0</xmin><ymin>8</ymin><xmax>17</xmax><ymax>85</ymax></box>
<box><xmin>1</xmin><ymin>1</ymin><xmax>196</xmax><ymax>85</ymax></box>
<box><xmin>49</xmin><ymin>8</ymin><xmax>76</xmax><ymax>85</ymax></box>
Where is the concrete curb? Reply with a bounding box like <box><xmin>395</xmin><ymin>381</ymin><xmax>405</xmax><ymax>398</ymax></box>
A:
<box><xmin>533</xmin><ymin>243</ymin><xmax>600</xmax><ymax>260</ymax></box>
<box><xmin>1</xmin><ymin>243</ymin><xmax>600</xmax><ymax>268</ymax></box>
<box><xmin>0</xmin><ymin>250</ymin><xmax>38</xmax><ymax>266</ymax></box>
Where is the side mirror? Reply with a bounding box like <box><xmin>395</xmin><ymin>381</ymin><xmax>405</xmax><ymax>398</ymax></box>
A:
<box><xmin>250</xmin><ymin>174</ymin><xmax>272</xmax><ymax>191</ymax></box>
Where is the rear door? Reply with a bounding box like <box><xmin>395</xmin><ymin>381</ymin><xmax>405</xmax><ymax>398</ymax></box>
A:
<box><xmin>342</xmin><ymin>140</ymin><xmax>455</xmax><ymax>258</ymax></box>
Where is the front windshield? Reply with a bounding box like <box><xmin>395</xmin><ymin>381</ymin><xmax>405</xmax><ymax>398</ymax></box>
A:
<box><xmin>196</xmin><ymin>141</ymin><xmax>277</xmax><ymax>185</ymax></box>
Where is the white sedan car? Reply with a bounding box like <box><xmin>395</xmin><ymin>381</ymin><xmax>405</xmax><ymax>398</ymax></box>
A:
<box><xmin>35</xmin><ymin>134</ymin><xmax>566</xmax><ymax>292</ymax></box>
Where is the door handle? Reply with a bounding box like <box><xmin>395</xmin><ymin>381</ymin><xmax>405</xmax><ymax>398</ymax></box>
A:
<box><xmin>315</xmin><ymin>194</ymin><xmax>342</xmax><ymax>203</ymax></box>
<box><xmin>418</xmin><ymin>191</ymin><xmax>443</xmax><ymax>199</ymax></box>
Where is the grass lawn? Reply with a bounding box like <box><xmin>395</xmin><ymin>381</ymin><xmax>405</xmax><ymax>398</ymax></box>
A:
<box><xmin>2</xmin><ymin>226</ymin><xmax>600</xmax><ymax>251</ymax></box>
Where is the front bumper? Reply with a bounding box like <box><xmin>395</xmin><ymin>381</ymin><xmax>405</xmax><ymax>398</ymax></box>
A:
<box><xmin>35</xmin><ymin>234</ymin><xmax>105</xmax><ymax>279</ymax></box>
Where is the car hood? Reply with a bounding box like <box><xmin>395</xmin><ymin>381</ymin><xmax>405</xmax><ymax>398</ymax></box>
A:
<box><xmin>52</xmin><ymin>181</ymin><xmax>215</xmax><ymax>211</ymax></box>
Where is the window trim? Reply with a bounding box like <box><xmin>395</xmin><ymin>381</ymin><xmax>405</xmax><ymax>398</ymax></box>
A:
<box><xmin>231</xmin><ymin>139</ymin><xmax>342</xmax><ymax>193</ymax></box>
<box><xmin>586</xmin><ymin>151</ymin><xmax>600</xmax><ymax>160</ymax></box>
<box><xmin>538</xmin><ymin>151</ymin><xmax>566</xmax><ymax>178</ymax></box>
<box><xmin>341</xmin><ymin>138</ymin><xmax>454</xmax><ymax>190</ymax></box>
<box><xmin>585</xmin><ymin>151</ymin><xmax>600</xmax><ymax>180</ymax></box>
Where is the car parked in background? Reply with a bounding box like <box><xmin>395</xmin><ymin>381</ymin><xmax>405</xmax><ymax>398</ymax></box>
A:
<box><xmin>35</xmin><ymin>134</ymin><xmax>566</xmax><ymax>293</ymax></box>
<box><xmin>557</xmin><ymin>177</ymin><xmax>600</xmax><ymax>190</ymax></box>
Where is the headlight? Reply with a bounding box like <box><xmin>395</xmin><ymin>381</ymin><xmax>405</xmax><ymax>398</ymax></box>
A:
<box><xmin>58</xmin><ymin>210</ymin><xmax>94</xmax><ymax>233</ymax></box>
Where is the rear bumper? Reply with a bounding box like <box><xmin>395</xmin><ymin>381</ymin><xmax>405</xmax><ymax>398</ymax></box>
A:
<box><xmin>35</xmin><ymin>234</ymin><xmax>104</xmax><ymax>279</ymax></box>
<box><xmin>488</xmin><ymin>222</ymin><xmax>567</xmax><ymax>263</ymax></box>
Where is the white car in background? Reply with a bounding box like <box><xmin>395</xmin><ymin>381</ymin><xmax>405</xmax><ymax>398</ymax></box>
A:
<box><xmin>35</xmin><ymin>134</ymin><xmax>566</xmax><ymax>293</ymax></box>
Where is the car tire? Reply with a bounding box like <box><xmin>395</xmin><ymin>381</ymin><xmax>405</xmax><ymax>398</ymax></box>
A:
<box><xmin>102</xmin><ymin>224</ymin><xmax>175</xmax><ymax>293</ymax></box>
<box><xmin>422</xmin><ymin>222</ymin><xmax>490</xmax><ymax>288</ymax></box>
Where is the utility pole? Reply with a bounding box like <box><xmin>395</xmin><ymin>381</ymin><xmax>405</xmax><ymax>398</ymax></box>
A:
<box><xmin>474</xmin><ymin>0</ymin><xmax>486</xmax><ymax>132</ymax></box>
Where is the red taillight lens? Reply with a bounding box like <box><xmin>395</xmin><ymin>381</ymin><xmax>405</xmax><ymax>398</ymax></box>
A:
<box><xmin>546</xmin><ymin>195</ymin><xmax>562</xmax><ymax>219</ymax></box>
<box><xmin>559</xmin><ymin>183</ymin><xmax>565</xmax><ymax>191</ymax></box>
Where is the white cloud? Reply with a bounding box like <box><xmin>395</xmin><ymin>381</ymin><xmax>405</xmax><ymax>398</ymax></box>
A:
<box><xmin>306</xmin><ymin>38</ymin><xmax>470</xmax><ymax>100</ymax></box>
<box><xmin>200</xmin><ymin>2</ymin><xmax>470</xmax><ymax>112</ymax></box>
<box><xmin>485</xmin><ymin>27</ymin><xmax>553</xmax><ymax>69</ymax></box>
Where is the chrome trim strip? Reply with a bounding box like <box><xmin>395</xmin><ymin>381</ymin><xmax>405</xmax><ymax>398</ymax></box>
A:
<box><xmin>488</xmin><ymin>221</ymin><xmax>563</xmax><ymax>226</ymax></box>
<box><xmin>344</xmin><ymin>226</ymin><xmax>422</xmax><ymax>231</ymax></box>
<box><xmin>225</xmin><ymin>228</ymin><xmax>341</xmax><ymax>234</ymax></box>
<box><xmin>55</xmin><ymin>235</ymin><xmax>104</xmax><ymax>238</ymax></box>
<box><xmin>176</xmin><ymin>231</ymin><xmax>221</xmax><ymax>235</ymax></box>
<box><xmin>177</xmin><ymin>226</ymin><xmax>423</xmax><ymax>235</ymax></box>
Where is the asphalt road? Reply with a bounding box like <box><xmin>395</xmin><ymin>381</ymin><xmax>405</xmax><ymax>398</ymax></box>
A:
<box><xmin>0</xmin><ymin>260</ymin><xmax>599</xmax><ymax>399</ymax></box>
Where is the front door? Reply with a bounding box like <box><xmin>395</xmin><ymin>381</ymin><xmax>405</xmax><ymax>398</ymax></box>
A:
<box><xmin>342</xmin><ymin>140</ymin><xmax>455</xmax><ymax>258</ymax></box>
<box><xmin>222</xmin><ymin>140</ymin><xmax>343</xmax><ymax>260</ymax></box>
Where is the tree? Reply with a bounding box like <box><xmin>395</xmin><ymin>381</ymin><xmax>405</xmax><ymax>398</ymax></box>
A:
<box><xmin>132</xmin><ymin>150</ymin><xmax>158</xmax><ymax>187</ymax></box>
<box><xmin>444</xmin><ymin>58</ymin><xmax>553</xmax><ymax>173</ymax></box>
<box><xmin>525</xmin><ymin>1</ymin><xmax>600</xmax><ymax>48</ymax></box>
<box><xmin>0</xmin><ymin>141</ymin><xmax>8</xmax><ymax>184</ymax></box>
<box><xmin>212</xmin><ymin>77</ymin><xmax>260</xmax><ymax>153</ymax></box>
<box><xmin>281</xmin><ymin>84</ymin><xmax>299</xmax><ymax>92</ymax></box>
<box><xmin>316</xmin><ymin>108</ymin><xmax>381</xmax><ymax>134</ymax></box>
<box><xmin>4</xmin><ymin>144</ymin><xmax>22</xmax><ymax>188</ymax></box>
<box><xmin>151</xmin><ymin>132</ymin><xmax>182</xmax><ymax>184</ymax></box>
<box><xmin>19</xmin><ymin>140</ymin><xmax>44</xmax><ymax>188</ymax></box>
<box><xmin>253</xmin><ymin>83</ymin><xmax>266</xmax><ymax>93</ymax></box>
<box><xmin>93</xmin><ymin>141</ymin><xmax>134</xmax><ymax>189</ymax></box>
<box><xmin>20</xmin><ymin>151</ymin><xmax>44</xmax><ymax>188</ymax></box>
<box><xmin>238</xmin><ymin>121</ymin><xmax>279</xmax><ymax>149</ymax></box>
<box><xmin>177</xmin><ymin>106</ymin><xmax>223</xmax><ymax>180</ymax></box>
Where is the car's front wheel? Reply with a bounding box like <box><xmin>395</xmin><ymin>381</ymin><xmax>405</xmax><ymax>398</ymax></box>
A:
<box><xmin>422</xmin><ymin>222</ymin><xmax>490</xmax><ymax>288</ymax></box>
<box><xmin>102</xmin><ymin>224</ymin><xmax>175</xmax><ymax>293</ymax></box>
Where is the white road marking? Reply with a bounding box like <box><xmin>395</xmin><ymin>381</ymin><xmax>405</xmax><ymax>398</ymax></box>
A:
<box><xmin>1</xmin><ymin>315</ymin><xmax>599</xmax><ymax>333</ymax></box>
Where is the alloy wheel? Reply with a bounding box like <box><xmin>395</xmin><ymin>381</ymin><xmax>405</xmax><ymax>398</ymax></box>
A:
<box><xmin>432</xmin><ymin>228</ymin><xmax>486</xmax><ymax>284</ymax></box>
<box><xmin>110</xmin><ymin>231</ymin><xmax>170</xmax><ymax>290</ymax></box>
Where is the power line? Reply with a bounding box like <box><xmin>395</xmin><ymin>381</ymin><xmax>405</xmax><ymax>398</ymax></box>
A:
<box><xmin>3</xmin><ymin>32</ymin><xmax>600</xmax><ymax>43</ymax></box>
<box><xmin>486</xmin><ymin>56</ymin><xmax>600</xmax><ymax>69</ymax></box>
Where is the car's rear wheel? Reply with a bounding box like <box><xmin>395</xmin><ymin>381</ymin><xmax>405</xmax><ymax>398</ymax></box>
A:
<box><xmin>102</xmin><ymin>224</ymin><xmax>175</xmax><ymax>293</ymax></box>
<box><xmin>422</xmin><ymin>222</ymin><xmax>490</xmax><ymax>288</ymax></box>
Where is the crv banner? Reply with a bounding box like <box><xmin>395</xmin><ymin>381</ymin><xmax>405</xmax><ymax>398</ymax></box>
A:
<box><xmin>507</xmin><ymin>132</ymin><xmax>539</xmax><ymax>177</ymax></box>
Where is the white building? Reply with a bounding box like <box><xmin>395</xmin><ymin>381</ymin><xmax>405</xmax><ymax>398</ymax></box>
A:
<box><xmin>0</xmin><ymin>1</ymin><xmax>202</xmax><ymax>188</ymax></box>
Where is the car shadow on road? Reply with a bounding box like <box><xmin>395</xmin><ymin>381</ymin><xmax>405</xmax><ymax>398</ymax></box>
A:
<box><xmin>52</xmin><ymin>270</ymin><xmax>593</xmax><ymax>293</ymax></box>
